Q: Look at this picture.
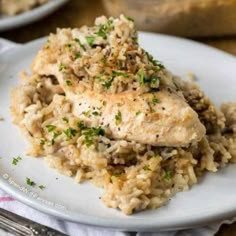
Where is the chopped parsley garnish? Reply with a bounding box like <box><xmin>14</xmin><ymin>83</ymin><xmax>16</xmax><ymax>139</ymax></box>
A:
<box><xmin>102</xmin><ymin>100</ymin><xmax>107</xmax><ymax>106</ymax></box>
<box><xmin>51</xmin><ymin>132</ymin><xmax>62</xmax><ymax>145</ymax></box>
<box><xmin>152</xmin><ymin>154</ymin><xmax>160</xmax><ymax>158</ymax></box>
<box><xmin>102</xmin><ymin>77</ymin><xmax>114</xmax><ymax>89</ymax></box>
<box><xmin>75</xmin><ymin>38</ymin><xmax>86</xmax><ymax>51</ymax></box>
<box><xmin>112</xmin><ymin>71</ymin><xmax>129</xmax><ymax>77</ymax></box>
<box><xmin>143</xmin><ymin>165</ymin><xmax>151</xmax><ymax>171</ymax></box>
<box><xmin>96</xmin><ymin>20</ymin><xmax>114</xmax><ymax>40</ymax></box>
<box><xmin>58</xmin><ymin>63</ymin><xmax>66</xmax><ymax>72</ymax></box>
<box><xmin>125</xmin><ymin>16</ymin><xmax>134</xmax><ymax>22</ymax></box>
<box><xmin>164</xmin><ymin>170</ymin><xmax>172</xmax><ymax>181</ymax></box>
<box><xmin>74</xmin><ymin>53</ymin><xmax>81</xmax><ymax>60</ymax></box>
<box><xmin>115</xmin><ymin>110</ymin><xmax>122</xmax><ymax>126</ymax></box>
<box><xmin>145</xmin><ymin>51</ymin><xmax>165</xmax><ymax>69</ymax></box>
<box><xmin>152</xmin><ymin>95</ymin><xmax>159</xmax><ymax>105</ymax></box>
<box><xmin>112</xmin><ymin>170</ymin><xmax>124</xmax><ymax>177</ymax></box>
<box><xmin>77</xmin><ymin>121</ymin><xmax>86</xmax><ymax>130</ymax></box>
<box><xmin>101</xmin><ymin>57</ymin><xmax>107</xmax><ymax>63</ymax></box>
<box><xmin>137</xmin><ymin>69</ymin><xmax>160</xmax><ymax>85</ymax></box>
<box><xmin>99</xmin><ymin>71</ymin><xmax>128</xmax><ymax>89</ymax></box>
<box><xmin>135</xmin><ymin>111</ymin><xmax>141</xmax><ymax>115</ymax></box>
<box><xmin>39</xmin><ymin>185</ymin><xmax>45</xmax><ymax>190</ymax></box>
<box><xmin>62</xmin><ymin>117</ymin><xmax>69</xmax><ymax>123</ymax></box>
<box><xmin>40</xmin><ymin>139</ymin><xmax>45</xmax><ymax>145</ymax></box>
<box><xmin>12</xmin><ymin>156</ymin><xmax>22</xmax><ymax>166</ymax></box>
<box><xmin>46</xmin><ymin>125</ymin><xmax>56</xmax><ymax>132</ymax></box>
<box><xmin>82</xmin><ymin>126</ymin><xmax>105</xmax><ymax>147</ymax></box>
<box><xmin>117</xmin><ymin>61</ymin><xmax>123</xmax><ymax>69</ymax></box>
<box><xmin>66</xmin><ymin>80</ymin><xmax>72</xmax><ymax>86</ymax></box>
<box><xmin>26</xmin><ymin>177</ymin><xmax>35</xmax><ymax>186</ymax></box>
<box><xmin>83</xmin><ymin>127</ymin><xmax>105</xmax><ymax>136</ymax></box>
<box><xmin>149</xmin><ymin>76</ymin><xmax>160</xmax><ymax>85</ymax></box>
<box><xmin>137</xmin><ymin>69</ymin><xmax>145</xmax><ymax>85</ymax></box>
<box><xmin>63</xmin><ymin>127</ymin><xmax>78</xmax><ymax>140</ymax></box>
<box><xmin>156</xmin><ymin>61</ymin><xmax>165</xmax><ymax>69</ymax></box>
<box><xmin>65</xmin><ymin>43</ymin><xmax>72</xmax><ymax>48</ymax></box>
<box><xmin>85</xmin><ymin>36</ymin><xmax>95</xmax><ymax>47</ymax></box>
<box><xmin>96</xmin><ymin>27</ymin><xmax>107</xmax><ymax>39</ymax></box>
<box><xmin>92</xmin><ymin>111</ymin><xmax>99</xmax><ymax>116</ymax></box>
<box><xmin>82</xmin><ymin>111</ymin><xmax>90</xmax><ymax>117</ymax></box>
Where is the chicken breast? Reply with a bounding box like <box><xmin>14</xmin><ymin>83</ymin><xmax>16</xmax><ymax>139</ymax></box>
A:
<box><xmin>31</xmin><ymin>61</ymin><xmax>205</xmax><ymax>146</ymax></box>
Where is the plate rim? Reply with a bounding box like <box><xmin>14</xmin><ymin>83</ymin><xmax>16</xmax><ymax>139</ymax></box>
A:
<box><xmin>0</xmin><ymin>0</ymin><xmax>69</xmax><ymax>32</ymax></box>
<box><xmin>0</xmin><ymin>33</ymin><xmax>236</xmax><ymax>232</ymax></box>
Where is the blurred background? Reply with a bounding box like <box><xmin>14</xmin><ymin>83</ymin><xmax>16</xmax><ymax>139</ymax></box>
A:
<box><xmin>0</xmin><ymin>0</ymin><xmax>236</xmax><ymax>56</ymax></box>
<box><xmin>0</xmin><ymin>0</ymin><xmax>236</xmax><ymax>235</ymax></box>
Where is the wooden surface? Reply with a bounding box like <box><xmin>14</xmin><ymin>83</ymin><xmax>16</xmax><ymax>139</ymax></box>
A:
<box><xmin>1</xmin><ymin>0</ymin><xmax>236</xmax><ymax>235</ymax></box>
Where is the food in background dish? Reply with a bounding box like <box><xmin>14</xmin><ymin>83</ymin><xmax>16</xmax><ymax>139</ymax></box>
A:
<box><xmin>11</xmin><ymin>15</ymin><xmax>236</xmax><ymax>215</ymax></box>
<box><xmin>1</xmin><ymin>0</ymin><xmax>49</xmax><ymax>15</ymax></box>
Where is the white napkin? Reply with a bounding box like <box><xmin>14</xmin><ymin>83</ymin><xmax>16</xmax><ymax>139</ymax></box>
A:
<box><xmin>0</xmin><ymin>38</ymin><xmax>234</xmax><ymax>236</ymax></box>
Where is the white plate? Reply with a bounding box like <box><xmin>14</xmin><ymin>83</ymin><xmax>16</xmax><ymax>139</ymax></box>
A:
<box><xmin>0</xmin><ymin>33</ymin><xmax>236</xmax><ymax>232</ymax></box>
<box><xmin>0</xmin><ymin>0</ymin><xmax>68</xmax><ymax>32</ymax></box>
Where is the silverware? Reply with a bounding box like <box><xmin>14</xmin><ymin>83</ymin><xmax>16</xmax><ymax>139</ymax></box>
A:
<box><xmin>0</xmin><ymin>208</ymin><xmax>68</xmax><ymax>236</ymax></box>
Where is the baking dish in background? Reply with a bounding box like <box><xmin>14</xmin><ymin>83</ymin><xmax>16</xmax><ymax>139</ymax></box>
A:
<box><xmin>103</xmin><ymin>0</ymin><xmax>236</xmax><ymax>37</ymax></box>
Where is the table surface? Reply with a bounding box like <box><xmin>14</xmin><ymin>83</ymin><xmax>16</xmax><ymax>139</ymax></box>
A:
<box><xmin>1</xmin><ymin>0</ymin><xmax>236</xmax><ymax>235</ymax></box>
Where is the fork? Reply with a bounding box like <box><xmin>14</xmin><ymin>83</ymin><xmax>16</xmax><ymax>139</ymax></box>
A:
<box><xmin>0</xmin><ymin>208</ymin><xmax>68</xmax><ymax>236</ymax></box>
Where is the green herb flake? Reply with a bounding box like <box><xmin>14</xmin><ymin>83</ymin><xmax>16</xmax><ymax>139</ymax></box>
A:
<box><xmin>112</xmin><ymin>71</ymin><xmax>129</xmax><ymax>77</ymax></box>
<box><xmin>103</xmin><ymin>19</ymin><xmax>114</xmax><ymax>31</ymax></box>
<box><xmin>115</xmin><ymin>110</ymin><xmax>122</xmax><ymax>126</ymax></box>
<box><xmin>102</xmin><ymin>77</ymin><xmax>114</xmax><ymax>89</ymax></box>
<box><xmin>152</xmin><ymin>95</ymin><xmax>159</xmax><ymax>105</ymax></box>
<box><xmin>26</xmin><ymin>177</ymin><xmax>35</xmax><ymax>186</ymax></box>
<box><xmin>112</xmin><ymin>171</ymin><xmax>124</xmax><ymax>177</ymax></box>
<box><xmin>51</xmin><ymin>132</ymin><xmax>62</xmax><ymax>145</ymax></box>
<box><xmin>96</xmin><ymin>20</ymin><xmax>113</xmax><ymax>39</ymax></box>
<box><xmin>117</xmin><ymin>61</ymin><xmax>123</xmax><ymax>69</ymax></box>
<box><xmin>137</xmin><ymin>69</ymin><xmax>145</xmax><ymax>85</ymax></box>
<box><xmin>62</xmin><ymin>117</ymin><xmax>69</xmax><ymax>123</ymax></box>
<box><xmin>74</xmin><ymin>53</ymin><xmax>81</xmax><ymax>60</ymax></box>
<box><xmin>40</xmin><ymin>139</ymin><xmax>45</xmax><ymax>145</ymax></box>
<box><xmin>149</xmin><ymin>76</ymin><xmax>160</xmax><ymax>85</ymax></box>
<box><xmin>58</xmin><ymin>63</ymin><xmax>66</xmax><ymax>72</ymax></box>
<box><xmin>143</xmin><ymin>165</ymin><xmax>151</xmax><ymax>171</ymax></box>
<box><xmin>82</xmin><ymin>126</ymin><xmax>105</xmax><ymax>147</ymax></box>
<box><xmin>66</xmin><ymin>80</ymin><xmax>72</xmax><ymax>86</ymax></box>
<box><xmin>77</xmin><ymin>121</ymin><xmax>86</xmax><ymax>130</ymax></box>
<box><xmin>164</xmin><ymin>170</ymin><xmax>172</xmax><ymax>181</ymax></box>
<box><xmin>125</xmin><ymin>16</ymin><xmax>134</xmax><ymax>22</ymax></box>
<box><xmin>157</xmin><ymin>61</ymin><xmax>165</xmax><ymax>69</ymax></box>
<box><xmin>101</xmin><ymin>57</ymin><xmax>107</xmax><ymax>64</ymax></box>
<box><xmin>85</xmin><ymin>36</ymin><xmax>95</xmax><ymax>47</ymax></box>
<box><xmin>82</xmin><ymin>111</ymin><xmax>90</xmax><ymax>117</ymax></box>
<box><xmin>92</xmin><ymin>111</ymin><xmax>99</xmax><ymax>116</ymax></box>
<box><xmin>152</xmin><ymin>154</ymin><xmax>160</xmax><ymax>158</ymax></box>
<box><xmin>135</xmin><ymin>111</ymin><xmax>141</xmax><ymax>115</ymax></box>
<box><xmin>39</xmin><ymin>185</ymin><xmax>45</xmax><ymax>190</ymax></box>
<box><xmin>96</xmin><ymin>27</ymin><xmax>107</xmax><ymax>39</ymax></box>
<box><xmin>63</xmin><ymin>127</ymin><xmax>78</xmax><ymax>140</ymax></box>
<box><xmin>45</xmin><ymin>125</ymin><xmax>56</xmax><ymax>132</ymax></box>
<box><xmin>65</xmin><ymin>43</ymin><xmax>72</xmax><ymax>48</ymax></box>
<box><xmin>75</xmin><ymin>38</ymin><xmax>86</xmax><ymax>51</ymax></box>
<box><xmin>12</xmin><ymin>156</ymin><xmax>22</xmax><ymax>166</ymax></box>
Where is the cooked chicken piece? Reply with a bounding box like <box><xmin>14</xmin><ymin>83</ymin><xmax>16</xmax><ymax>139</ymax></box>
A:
<box><xmin>31</xmin><ymin>61</ymin><xmax>205</xmax><ymax>146</ymax></box>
